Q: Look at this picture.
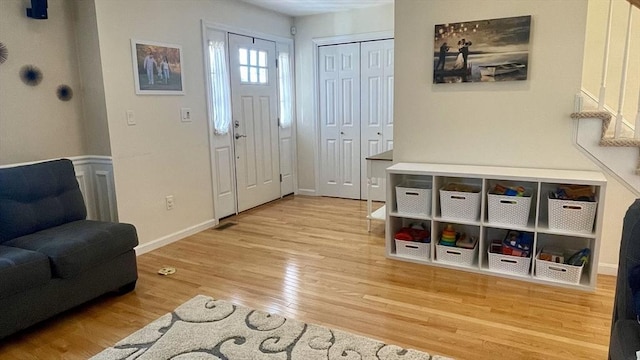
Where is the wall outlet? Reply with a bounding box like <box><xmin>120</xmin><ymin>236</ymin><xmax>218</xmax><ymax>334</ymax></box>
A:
<box><xmin>165</xmin><ymin>195</ymin><xmax>175</xmax><ymax>210</ymax></box>
<box><xmin>180</xmin><ymin>108</ymin><xmax>192</xmax><ymax>122</ymax></box>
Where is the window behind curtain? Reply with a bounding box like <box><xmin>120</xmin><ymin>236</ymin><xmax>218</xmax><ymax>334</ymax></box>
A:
<box><xmin>209</xmin><ymin>40</ymin><xmax>231</xmax><ymax>135</ymax></box>
<box><xmin>278</xmin><ymin>52</ymin><xmax>292</xmax><ymax>128</ymax></box>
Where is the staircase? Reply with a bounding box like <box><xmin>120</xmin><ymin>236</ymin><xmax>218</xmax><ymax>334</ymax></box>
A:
<box><xmin>572</xmin><ymin>0</ymin><xmax>640</xmax><ymax>195</ymax></box>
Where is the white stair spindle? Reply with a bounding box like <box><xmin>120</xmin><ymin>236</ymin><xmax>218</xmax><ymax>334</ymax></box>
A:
<box><xmin>599</xmin><ymin>0</ymin><xmax>614</xmax><ymax>111</ymax></box>
<box><xmin>615</xmin><ymin>3</ymin><xmax>633</xmax><ymax>138</ymax></box>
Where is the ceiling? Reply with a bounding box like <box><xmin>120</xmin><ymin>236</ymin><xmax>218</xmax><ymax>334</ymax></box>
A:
<box><xmin>240</xmin><ymin>0</ymin><xmax>393</xmax><ymax>17</ymax></box>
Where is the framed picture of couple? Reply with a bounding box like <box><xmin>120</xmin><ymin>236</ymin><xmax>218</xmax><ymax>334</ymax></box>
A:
<box><xmin>131</xmin><ymin>39</ymin><xmax>184</xmax><ymax>95</ymax></box>
<box><xmin>433</xmin><ymin>15</ymin><xmax>531</xmax><ymax>84</ymax></box>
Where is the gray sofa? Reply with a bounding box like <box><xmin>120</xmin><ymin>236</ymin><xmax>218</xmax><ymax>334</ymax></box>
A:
<box><xmin>609</xmin><ymin>199</ymin><xmax>640</xmax><ymax>359</ymax></box>
<box><xmin>0</xmin><ymin>159</ymin><xmax>138</xmax><ymax>339</ymax></box>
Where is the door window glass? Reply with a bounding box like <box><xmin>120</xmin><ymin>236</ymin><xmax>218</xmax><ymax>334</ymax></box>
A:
<box><xmin>239</xmin><ymin>47</ymin><xmax>268</xmax><ymax>84</ymax></box>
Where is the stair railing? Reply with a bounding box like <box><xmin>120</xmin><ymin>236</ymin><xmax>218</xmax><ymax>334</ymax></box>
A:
<box><xmin>595</xmin><ymin>0</ymin><xmax>639</xmax><ymax>139</ymax></box>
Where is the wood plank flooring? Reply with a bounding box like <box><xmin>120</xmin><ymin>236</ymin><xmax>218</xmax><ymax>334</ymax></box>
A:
<box><xmin>0</xmin><ymin>196</ymin><xmax>615</xmax><ymax>359</ymax></box>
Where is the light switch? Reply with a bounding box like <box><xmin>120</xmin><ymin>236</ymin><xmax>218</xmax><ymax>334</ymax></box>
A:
<box><xmin>126</xmin><ymin>110</ymin><xmax>136</xmax><ymax>126</ymax></box>
<box><xmin>181</xmin><ymin>108</ymin><xmax>192</xmax><ymax>122</ymax></box>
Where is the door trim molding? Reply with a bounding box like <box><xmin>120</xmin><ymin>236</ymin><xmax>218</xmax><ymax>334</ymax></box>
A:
<box><xmin>312</xmin><ymin>31</ymin><xmax>394</xmax><ymax>197</ymax></box>
<box><xmin>313</xmin><ymin>31</ymin><xmax>394</xmax><ymax>47</ymax></box>
<box><xmin>202</xmin><ymin>20</ymin><xmax>294</xmax><ymax>44</ymax></box>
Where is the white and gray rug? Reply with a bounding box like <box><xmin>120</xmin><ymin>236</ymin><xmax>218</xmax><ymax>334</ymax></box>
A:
<box><xmin>92</xmin><ymin>295</ymin><xmax>451</xmax><ymax>360</ymax></box>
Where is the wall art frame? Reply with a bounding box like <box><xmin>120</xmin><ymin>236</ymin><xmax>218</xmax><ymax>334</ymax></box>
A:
<box><xmin>433</xmin><ymin>15</ymin><xmax>532</xmax><ymax>84</ymax></box>
<box><xmin>131</xmin><ymin>39</ymin><xmax>184</xmax><ymax>95</ymax></box>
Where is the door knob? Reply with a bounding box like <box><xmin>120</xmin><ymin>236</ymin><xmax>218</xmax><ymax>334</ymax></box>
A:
<box><xmin>340</xmin><ymin>131</ymin><xmax>345</xmax><ymax>135</ymax></box>
<box><xmin>235</xmin><ymin>134</ymin><xmax>247</xmax><ymax>140</ymax></box>
<box><xmin>377</xmin><ymin>132</ymin><xmax>382</xmax><ymax>135</ymax></box>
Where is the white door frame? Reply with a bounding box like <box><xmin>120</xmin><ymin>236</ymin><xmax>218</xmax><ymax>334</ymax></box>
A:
<box><xmin>202</xmin><ymin>20</ymin><xmax>297</xmax><ymax>221</ymax></box>
<box><xmin>311</xmin><ymin>31</ymin><xmax>393</xmax><ymax>197</ymax></box>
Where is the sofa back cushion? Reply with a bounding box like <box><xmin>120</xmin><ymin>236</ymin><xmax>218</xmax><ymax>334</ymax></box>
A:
<box><xmin>0</xmin><ymin>159</ymin><xmax>87</xmax><ymax>243</ymax></box>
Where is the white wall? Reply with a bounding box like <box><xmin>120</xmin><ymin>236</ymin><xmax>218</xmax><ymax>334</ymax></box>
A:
<box><xmin>394</xmin><ymin>0</ymin><xmax>634</xmax><ymax>270</ymax></box>
<box><xmin>293</xmin><ymin>5</ymin><xmax>394</xmax><ymax>194</ymax></box>
<box><xmin>75</xmin><ymin>0</ymin><xmax>111</xmax><ymax>156</ymax></box>
<box><xmin>92</xmin><ymin>0</ymin><xmax>293</xmax><ymax>245</ymax></box>
<box><xmin>0</xmin><ymin>0</ymin><xmax>87</xmax><ymax>164</ymax></box>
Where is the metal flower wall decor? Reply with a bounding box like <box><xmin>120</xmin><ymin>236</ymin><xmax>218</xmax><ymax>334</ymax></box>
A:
<box><xmin>20</xmin><ymin>65</ymin><xmax>43</xmax><ymax>86</ymax></box>
<box><xmin>0</xmin><ymin>42</ymin><xmax>8</xmax><ymax>64</ymax></box>
<box><xmin>56</xmin><ymin>84</ymin><xmax>73</xmax><ymax>101</ymax></box>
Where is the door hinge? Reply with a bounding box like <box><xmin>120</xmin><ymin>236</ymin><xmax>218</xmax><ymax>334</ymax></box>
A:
<box><xmin>275</xmin><ymin>58</ymin><xmax>279</xmax><ymax>68</ymax></box>
<box><xmin>280</xmin><ymin>174</ymin><xmax>283</xmax><ymax>182</ymax></box>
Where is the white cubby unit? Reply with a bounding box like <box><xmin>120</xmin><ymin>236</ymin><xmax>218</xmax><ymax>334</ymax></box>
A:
<box><xmin>385</xmin><ymin>163</ymin><xmax>607</xmax><ymax>291</ymax></box>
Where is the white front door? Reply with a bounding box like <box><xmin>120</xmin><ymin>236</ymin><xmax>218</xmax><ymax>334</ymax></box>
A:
<box><xmin>229</xmin><ymin>33</ymin><xmax>280</xmax><ymax>212</ymax></box>
<box><xmin>361</xmin><ymin>39</ymin><xmax>394</xmax><ymax>202</ymax></box>
<box><xmin>319</xmin><ymin>43</ymin><xmax>361</xmax><ymax>199</ymax></box>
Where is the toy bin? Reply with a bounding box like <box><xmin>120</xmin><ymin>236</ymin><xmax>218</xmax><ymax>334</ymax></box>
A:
<box><xmin>487</xmin><ymin>251</ymin><xmax>531</xmax><ymax>277</ymax></box>
<box><xmin>534</xmin><ymin>253</ymin><xmax>584</xmax><ymax>284</ymax></box>
<box><xmin>548</xmin><ymin>197</ymin><xmax>597</xmax><ymax>233</ymax></box>
<box><xmin>396</xmin><ymin>182</ymin><xmax>432</xmax><ymax>217</ymax></box>
<box><xmin>439</xmin><ymin>184</ymin><xmax>481</xmax><ymax>221</ymax></box>
<box><xmin>487</xmin><ymin>192</ymin><xmax>531</xmax><ymax>227</ymax></box>
<box><xmin>436</xmin><ymin>243</ymin><xmax>477</xmax><ymax>267</ymax></box>
<box><xmin>395</xmin><ymin>239</ymin><xmax>430</xmax><ymax>259</ymax></box>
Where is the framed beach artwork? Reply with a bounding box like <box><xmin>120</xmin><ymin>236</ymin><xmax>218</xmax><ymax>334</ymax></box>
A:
<box><xmin>131</xmin><ymin>39</ymin><xmax>184</xmax><ymax>95</ymax></box>
<box><xmin>433</xmin><ymin>15</ymin><xmax>531</xmax><ymax>84</ymax></box>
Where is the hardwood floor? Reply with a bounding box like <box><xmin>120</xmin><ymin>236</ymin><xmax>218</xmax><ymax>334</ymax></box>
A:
<box><xmin>0</xmin><ymin>196</ymin><xmax>615</xmax><ymax>359</ymax></box>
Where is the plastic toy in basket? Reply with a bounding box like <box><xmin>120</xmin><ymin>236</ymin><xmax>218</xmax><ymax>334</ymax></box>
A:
<box><xmin>490</xmin><ymin>239</ymin><xmax>502</xmax><ymax>254</ymax></box>
<box><xmin>456</xmin><ymin>234</ymin><xmax>478</xmax><ymax>249</ymax></box>
<box><xmin>394</xmin><ymin>223</ymin><xmax>430</xmax><ymax>243</ymax></box>
<box><xmin>439</xmin><ymin>224</ymin><xmax>457</xmax><ymax>246</ymax></box>
<box><xmin>502</xmin><ymin>230</ymin><xmax>532</xmax><ymax>257</ymax></box>
<box><xmin>491</xmin><ymin>183</ymin><xmax>526</xmax><ymax>197</ymax></box>
<box><xmin>538</xmin><ymin>248</ymin><xmax>565</xmax><ymax>263</ymax></box>
<box><xmin>442</xmin><ymin>183</ymin><xmax>476</xmax><ymax>192</ymax></box>
<box><xmin>566</xmin><ymin>248</ymin><xmax>590</xmax><ymax>266</ymax></box>
<box><xmin>549</xmin><ymin>185</ymin><xmax>595</xmax><ymax>202</ymax></box>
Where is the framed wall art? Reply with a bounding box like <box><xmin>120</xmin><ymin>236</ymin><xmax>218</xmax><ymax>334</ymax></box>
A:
<box><xmin>433</xmin><ymin>15</ymin><xmax>531</xmax><ymax>84</ymax></box>
<box><xmin>131</xmin><ymin>39</ymin><xmax>184</xmax><ymax>95</ymax></box>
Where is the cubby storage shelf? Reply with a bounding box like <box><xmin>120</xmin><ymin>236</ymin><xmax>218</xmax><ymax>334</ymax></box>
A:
<box><xmin>385</xmin><ymin>162</ymin><xmax>607</xmax><ymax>291</ymax></box>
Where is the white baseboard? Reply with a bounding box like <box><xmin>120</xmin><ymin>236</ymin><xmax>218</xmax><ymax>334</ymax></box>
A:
<box><xmin>135</xmin><ymin>219</ymin><xmax>218</xmax><ymax>256</ymax></box>
<box><xmin>297</xmin><ymin>188</ymin><xmax>317</xmax><ymax>196</ymax></box>
<box><xmin>598</xmin><ymin>262</ymin><xmax>618</xmax><ymax>276</ymax></box>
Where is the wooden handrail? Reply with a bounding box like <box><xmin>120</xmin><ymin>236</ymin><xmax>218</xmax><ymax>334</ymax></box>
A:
<box><xmin>629</xmin><ymin>0</ymin><xmax>639</xmax><ymax>9</ymax></box>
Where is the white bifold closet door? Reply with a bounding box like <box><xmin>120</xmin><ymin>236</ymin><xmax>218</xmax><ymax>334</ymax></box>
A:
<box><xmin>360</xmin><ymin>39</ymin><xmax>394</xmax><ymax>202</ymax></box>
<box><xmin>319</xmin><ymin>43</ymin><xmax>361</xmax><ymax>199</ymax></box>
<box><xmin>319</xmin><ymin>39</ymin><xmax>394</xmax><ymax>200</ymax></box>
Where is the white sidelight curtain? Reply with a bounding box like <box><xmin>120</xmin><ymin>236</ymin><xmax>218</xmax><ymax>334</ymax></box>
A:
<box><xmin>209</xmin><ymin>40</ymin><xmax>232</xmax><ymax>135</ymax></box>
<box><xmin>278</xmin><ymin>52</ymin><xmax>292</xmax><ymax>129</ymax></box>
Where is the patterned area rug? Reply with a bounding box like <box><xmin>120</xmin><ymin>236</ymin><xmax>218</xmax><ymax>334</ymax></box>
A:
<box><xmin>92</xmin><ymin>295</ymin><xmax>451</xmax><ymax>360</ymax></box>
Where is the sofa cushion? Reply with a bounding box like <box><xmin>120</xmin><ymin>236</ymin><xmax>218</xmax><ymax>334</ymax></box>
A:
<box><xmin>0</xmin><ymin>159</ymin><xmax>87</xmax><ymax>243</ymax></box>
<box><xmin>609</xmin><ymin>319</ymin><xmax>640</xmax><ymax>360</ymax></box>
<box><xmin>0</xmin><ymin>245</ymin><xmax>51</xmax><ymax>298</ymax></box>
<box><xmin>4</xmin><ymin>220</ymin><xmax>138</xmax><ymax>279</ymax></box>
